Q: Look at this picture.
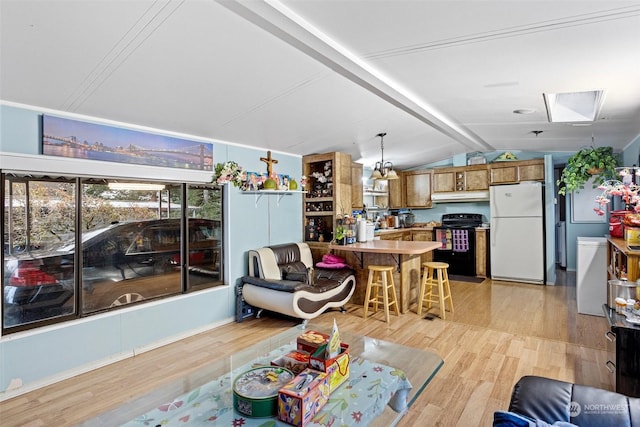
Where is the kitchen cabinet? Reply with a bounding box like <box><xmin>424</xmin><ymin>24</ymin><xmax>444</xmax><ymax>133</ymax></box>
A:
<box><xmin>351</xmin><ymin>162</ymin><xmax>363</xmax><ymax>210</ymax></box>
<box><xmin>404</xmin><ymin>170</ymin><xmax>432</xmax><ymax>208</ymax></box>
<box><xmin>432</xmin><ymin>170</ymin><xmax>456</xmax><ymax>193</ymax></box>
<box><xmin>379</xmin><ymin>230</ymin><xmax>411</xmax><ymax>241</ymax></box>
<box><xmin>388</xmin><ymin>170</ymin><xmax>405</xmax><ymax>208</ymax></box>
<box><xmin>432</xmin><ymin>165</ymin><xmax>489</xmax><ymax>192</ymax></box>
<box><xmin>303</xmin><ymin>152</ymin><xmax>352</xmax><ymax>244</ymax></box>
<box><xmin>475</xmin><ymin>228</ymin><xmax>489</xmax><ymax>278</ymax></box>
<box><xmin>489</xmin><ymin>159</ymin><xmax>545</xmax><ymax>185</ymax></box>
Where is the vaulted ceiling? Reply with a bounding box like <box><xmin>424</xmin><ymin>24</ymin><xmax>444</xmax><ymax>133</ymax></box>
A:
<box><xmin>2</xmin><ymin>0</ymin><xmax>640</xmax><ymax>169</ymax></box>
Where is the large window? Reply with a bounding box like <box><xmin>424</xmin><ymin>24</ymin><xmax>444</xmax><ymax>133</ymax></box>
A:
<box><xmin>2</xmin><ymin>174</ymin><xmax>223</xmax><ymax>333</ymax></box>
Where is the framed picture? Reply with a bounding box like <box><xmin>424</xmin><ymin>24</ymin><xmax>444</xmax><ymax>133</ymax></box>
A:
<box><xmin>41</xmin><ymin>115</ymin><xmax>213</xmax><ymax>170</ymax></box>
<box><xmin>245</xmin><ymin>171</ymin><xmax>263</xmax><ymax>191</ymax></box>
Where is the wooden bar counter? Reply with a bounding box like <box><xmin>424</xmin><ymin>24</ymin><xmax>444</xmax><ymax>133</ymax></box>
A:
<box><xmin>328</xmin><ymin>240</ymin><xmax>441</xmax><ymax>313</ymax></box>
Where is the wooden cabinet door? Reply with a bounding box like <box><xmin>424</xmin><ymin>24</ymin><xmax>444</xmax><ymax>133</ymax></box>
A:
<box><xmin>380</xmin><ymin>231</ymin><xmax>404</xmax><ymax>241</ymax></box>
<box><xmin>519</xmin><ymin>162</ymin><xmax>545</xmax><ymax>181</ymax></box>
<box><xmin>490</xmin><ymin>164</ymin><xmax>519</xmax><ymax>184</ymax></box>
<box><xmin>388</xmin><ymin>171</ymin><xmax>405</xmax><ymax>208</ymax></box>
<box><xmin>351</xmin><ymin>162</ymin><xmax>363</xmax><ymax>209</ymax></box>
<box><xmin>405</xmin><ymin>171</ymin><xmax>432</xmax><ymax>208</ymax></box>
<box><xmin>432</xmin><ymin>171</ymin><xmax>455</xmax><ymax>193</ymax></box>
<box><xmin>465</xmin><ymin>169</ymin><xmax>489</xmax><ymax>191</ymax></box>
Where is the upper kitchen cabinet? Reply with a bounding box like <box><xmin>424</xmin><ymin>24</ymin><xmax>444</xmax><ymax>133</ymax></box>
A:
<box><xmin>388</xmin><ymin>170</ymin><xmax>405</xmax><ymax>209</ymax></box>
<box><xmin>404</xmin><ymin>170</ymin><xmax>432</xmax><ymax>208</ymax></box>
<box><xmin>351</xmin><ymin>162</ymin><xmax>363</xmax><ymax>210</ymax></box>
<box><xmin>489</xmin><ymin>159</ymin><xmax>545</xmax><ymax>185</ymax></box>
<box><xmin>303</xmin><ymin>152</ymin><xmax>352</xmax><ymax>244</ymax></box>
<box><xmin>432</xmin><ymin>165</ymin><xmax>489</xmax><ymax>192</ymax></box>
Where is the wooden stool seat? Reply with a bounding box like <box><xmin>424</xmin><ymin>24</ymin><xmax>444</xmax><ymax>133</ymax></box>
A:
<box><xmin>418</xmin><ymin>261</ymin><xmax>454</xmax><ymax>319</ymax></box>
<box><xmin>364</xmin><ymin>265</ymin><xmax>399</xmax><ymax>324</ymax></box>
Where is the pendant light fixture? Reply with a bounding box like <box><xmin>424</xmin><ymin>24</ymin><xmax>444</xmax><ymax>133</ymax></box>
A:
<box><xmin>369</xmin><ymin>132</ymin><xmax>399</xmax><ymax>180</ymax></box>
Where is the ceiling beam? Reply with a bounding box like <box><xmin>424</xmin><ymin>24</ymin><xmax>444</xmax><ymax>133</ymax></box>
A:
<box><xmin>215</xmin><ymin>0</ymin><xmax>494</xmax><ymax>152</ymax></box>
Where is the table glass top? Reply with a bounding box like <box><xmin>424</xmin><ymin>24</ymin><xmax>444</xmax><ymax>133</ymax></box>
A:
<box><xmin>79</xmin><ymin>324</ymin><xmax>443</xmax><ymax>426</ymax></box>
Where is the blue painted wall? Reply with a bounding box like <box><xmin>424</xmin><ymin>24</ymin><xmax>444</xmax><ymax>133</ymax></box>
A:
<box><xmin>0</xmin><ymin>103</ymin><xmax>302</xmax><ymax>398</ymax></box>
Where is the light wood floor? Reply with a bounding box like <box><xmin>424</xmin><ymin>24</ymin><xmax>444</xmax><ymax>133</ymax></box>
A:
<box><xmin>1</xmin><ymin>269</ymin><xmax>612</xmax><ymax>426</ymax></box>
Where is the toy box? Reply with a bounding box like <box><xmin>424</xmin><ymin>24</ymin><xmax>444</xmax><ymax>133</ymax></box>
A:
<box><xmin>296</xmin><ymin>330</ymin><xmax>329</xmax><ymax>354</ymax></box>
<box><xmin>278</xmin><ymin>369</ymin><xmax>330</xmax><ymax>426</ymax></box>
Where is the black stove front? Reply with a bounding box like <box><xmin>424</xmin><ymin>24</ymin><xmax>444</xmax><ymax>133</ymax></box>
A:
<box><xmin>433</xmin><ymin>213</ymin><xmax>482</xmax><ymax>276</ymax></box>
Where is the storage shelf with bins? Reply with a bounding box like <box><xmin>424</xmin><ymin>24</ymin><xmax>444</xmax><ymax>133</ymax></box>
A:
<box><xmin>303</xmin><ymin>152</ymin><xmax>352</xmax><ymax>245</ymax></box>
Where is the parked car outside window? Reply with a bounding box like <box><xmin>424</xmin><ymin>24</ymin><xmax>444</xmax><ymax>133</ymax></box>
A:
<box><xmin>4</xmin><ymin>219</ymin><xmax>222</xmax><ymax>328</ymax></box>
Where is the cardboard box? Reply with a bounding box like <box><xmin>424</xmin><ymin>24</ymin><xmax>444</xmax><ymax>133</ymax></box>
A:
<box><xmin>324</xmin><ymin>350</ymin><xmax>350</xmax><ymax>394</ymax></box>
<box><xmin>272</xmin><ymin>350</ymin><xmax>310</xmax><ymax>374</ymax></box>
<box><xmin>278</xmin><ymin>369</ymin><xmax>330</xmax><ymax>427</ymax></box>
<box><xmin>309</xmin><ymin>343</ymin><xmax>349</xmax><ymax>372</ymax></box>
<box><xmin>296</xmin><ymin>330</ymin><xmax>329</xmax><ymax>354</ymax></box>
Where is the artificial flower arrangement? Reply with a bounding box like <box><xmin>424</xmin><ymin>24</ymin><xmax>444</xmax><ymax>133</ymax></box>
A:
<box><xmin>594</xmin><ymin>167</ymin><xmax>640</xmax><ymax>216</ymax></box>
<box><xmin>213</xmin><ymin>161</ymin><xmax>246</xmax><ymax>187</ymax></box>
<box><xmin>213</xmin><ymin>161</ymin><xmax>307</xmax><ymax>192</ymax></box>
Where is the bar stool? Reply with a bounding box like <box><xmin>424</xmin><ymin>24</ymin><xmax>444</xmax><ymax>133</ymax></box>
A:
<box><xmin>418</xmin><ymin>261</ymin><xmax>454</xmax><ymax>319</ymax></box>
<box><xmin>363</xmin><ymin>265</ymin><xmax>399</xmax><ymax>324</ymax></box>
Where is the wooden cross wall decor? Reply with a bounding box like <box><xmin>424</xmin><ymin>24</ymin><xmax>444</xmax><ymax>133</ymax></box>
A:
<box><xmin>260</xmin><ymin>150</ymin><xmax>278</xmax><ymax>177</ymax></box>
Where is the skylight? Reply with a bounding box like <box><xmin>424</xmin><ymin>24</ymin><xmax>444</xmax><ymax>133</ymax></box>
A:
<box><xmin>543</xmin><ymin>90</ymin><xmax>606</xmax><ymax>123</ymax></box>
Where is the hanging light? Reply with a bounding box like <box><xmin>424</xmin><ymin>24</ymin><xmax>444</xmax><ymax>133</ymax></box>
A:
<box><xmin>368</xmin><ymin>132</ymin><xmax>399</xmax><ymax>180</ymax></box>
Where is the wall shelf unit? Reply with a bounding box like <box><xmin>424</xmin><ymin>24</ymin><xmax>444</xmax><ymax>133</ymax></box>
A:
<box><xmin>303</xmin><ymin>152</ymin><xmax>352</xmax><ymax>247</ymax></box>
<box><xmin>243</xmin><ymin>190</ymin><xmax>305</xmax><ymax>207</ymax></box>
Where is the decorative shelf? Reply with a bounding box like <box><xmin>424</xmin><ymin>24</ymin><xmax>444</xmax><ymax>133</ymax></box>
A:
<box><xmin>243</xmin><ymin>190</ymin><xmax>306</xmax><ymax>207</ymax></box>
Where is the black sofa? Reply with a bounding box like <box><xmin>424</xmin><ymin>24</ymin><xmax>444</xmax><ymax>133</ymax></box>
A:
<box><xmin>495</xmin><ymin>375</ymin><xmax>640</xmax><ymax>427</ymax></box>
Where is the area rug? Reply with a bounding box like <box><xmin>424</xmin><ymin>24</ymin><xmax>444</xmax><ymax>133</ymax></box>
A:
<box><xmin>448</xmin><ymin>274</ymin><xmax>485</xmax><ymax>284</ymax></box>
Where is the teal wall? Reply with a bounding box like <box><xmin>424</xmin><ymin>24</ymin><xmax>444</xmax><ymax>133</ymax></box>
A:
<box><xmin>0</xmin><ymin>104</ymin><xmax>303</xmax><ymax>398</ymax></box>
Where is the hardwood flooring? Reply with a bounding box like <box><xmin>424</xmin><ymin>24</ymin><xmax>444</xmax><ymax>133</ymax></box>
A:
<box><xmin>0</xmin><ymin>270</ymin><xmax>612</xmax><ymax>426</ymax></box>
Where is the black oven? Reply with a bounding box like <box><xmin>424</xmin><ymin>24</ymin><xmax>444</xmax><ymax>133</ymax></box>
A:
<box><xmin>433</xmin><ymin>213</ymin><xmax>482</xmax><ymax>276</ymax></box>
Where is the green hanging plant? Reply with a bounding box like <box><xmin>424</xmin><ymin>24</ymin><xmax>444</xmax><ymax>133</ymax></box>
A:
<box><xmin>557</xmin><ymin>146</ymin><xmax>619</xmax><ymax>196</ymax></box>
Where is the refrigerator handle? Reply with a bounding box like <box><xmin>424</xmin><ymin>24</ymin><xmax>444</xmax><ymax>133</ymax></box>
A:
<box><xmin>491</xmin><ymin>218</ymin><xmax>496</xmax><ymax>246</ymax></box>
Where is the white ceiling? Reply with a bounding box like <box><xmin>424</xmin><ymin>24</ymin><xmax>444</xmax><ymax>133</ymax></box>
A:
<box><xmin>2</xmin><ymin>0</ymin><xmax>640</xmax><ymax>169</ymax></box>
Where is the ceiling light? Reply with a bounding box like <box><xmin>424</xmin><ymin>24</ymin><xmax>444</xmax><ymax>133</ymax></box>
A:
<box><xmin>369</xmin><ymin>132</ymin><xmax>399</xmax><ymax>180</ymax></box>
<box><xmin>543</xmin><ymin>90</ymin><xmax>606</xmax><ymax>123</ymax></box>
<box><xmin>108</xmin><ymin>182</ymin><xmax>166</xmax><ymax>191</ymax></box>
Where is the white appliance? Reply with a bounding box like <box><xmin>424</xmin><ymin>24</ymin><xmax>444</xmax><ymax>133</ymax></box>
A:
<box><xmin>490</xmin><ymin>182</ymin><xmax>544</xmax><ymax>284</ymax></box>
<box><xmin>576</xmin><ymin>237</ymin><xmax>607</xmax><ymax>316</ymax></box>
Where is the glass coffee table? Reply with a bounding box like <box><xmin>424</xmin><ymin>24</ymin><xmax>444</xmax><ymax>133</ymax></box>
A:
<box><xmin>80</xmin><ymin>324</ymin><xmax>443</xmax><ymax>427</ymax></box>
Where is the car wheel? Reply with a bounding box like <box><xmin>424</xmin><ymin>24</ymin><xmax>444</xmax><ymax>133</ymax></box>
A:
<box><xmin>110</xmin><ymin>292</ymin><xmax>145</xmax><ymax>307</ymax></box>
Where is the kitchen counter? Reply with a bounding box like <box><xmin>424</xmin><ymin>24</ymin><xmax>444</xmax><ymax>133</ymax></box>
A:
<box><xmin>329</xmin><ymin>240</ymin><xmax>440</xmax><ymax>314</ymax></box>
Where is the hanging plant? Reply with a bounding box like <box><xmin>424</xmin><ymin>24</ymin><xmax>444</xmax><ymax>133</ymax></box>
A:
<box><xmin>557</xmin><ymin>146</ymin><xmax>619</xmax><ymax>196</ymax></box>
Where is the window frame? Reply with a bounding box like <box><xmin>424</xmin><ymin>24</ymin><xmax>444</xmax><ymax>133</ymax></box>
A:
<box><xmin>2</xmin><ymin>171</ymin><xmax>224</xmax><ymax>335</ymax></box>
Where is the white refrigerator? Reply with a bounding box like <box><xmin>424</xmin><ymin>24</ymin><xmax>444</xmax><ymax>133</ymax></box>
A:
<box><xmin>490</xmin><ymin>182</ymin><xmax>544</xmax><ymax>284</ymax></box>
